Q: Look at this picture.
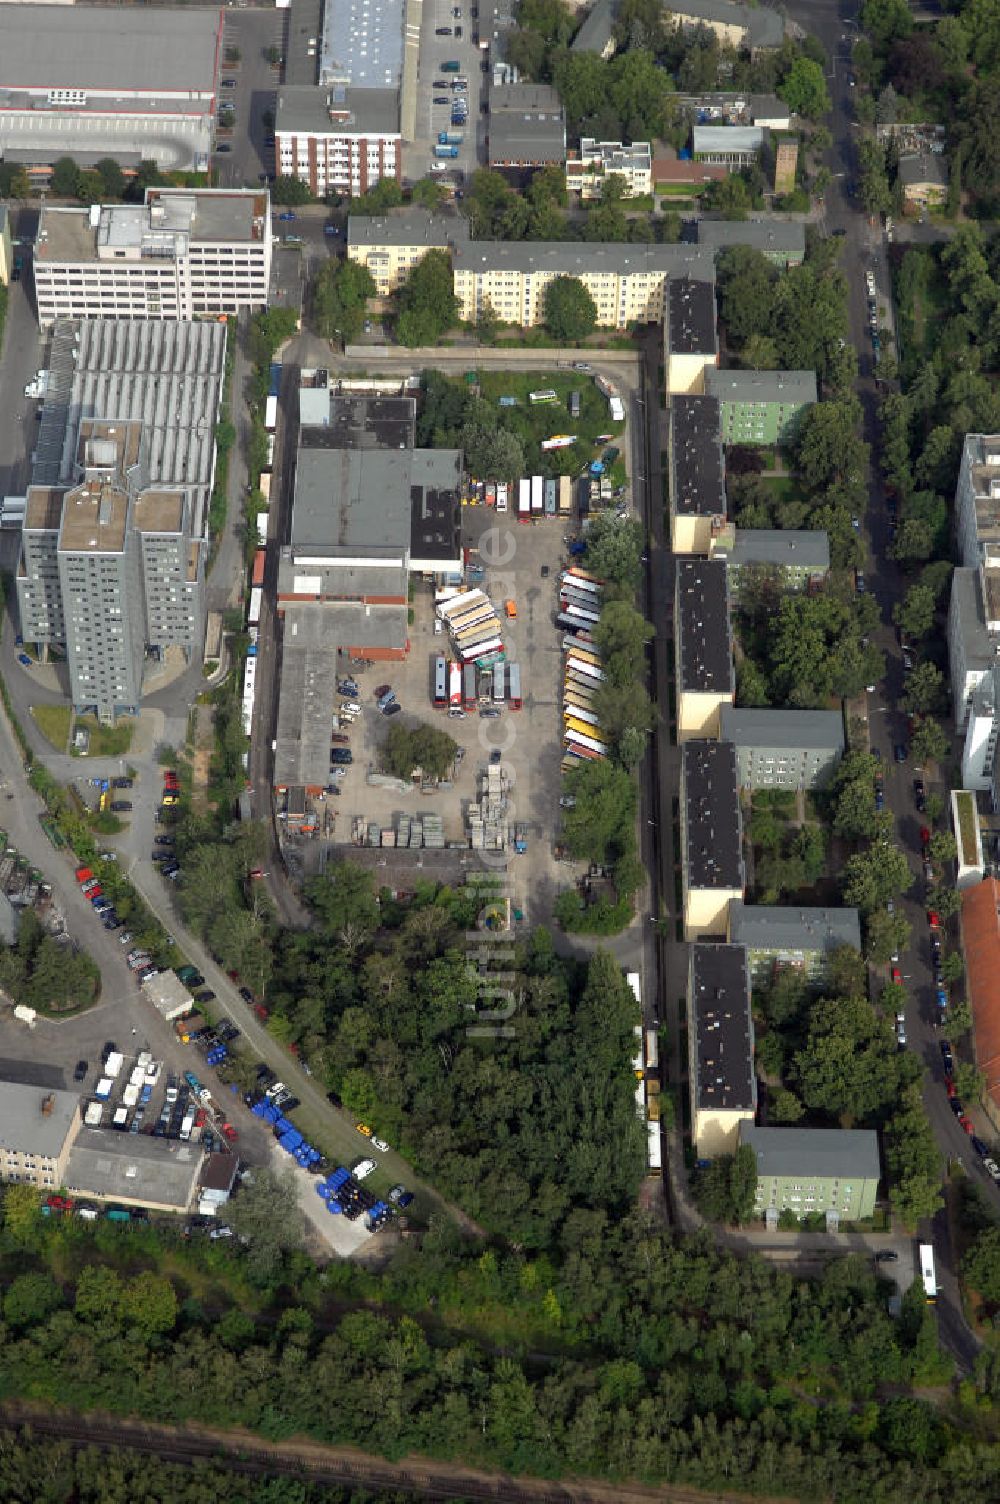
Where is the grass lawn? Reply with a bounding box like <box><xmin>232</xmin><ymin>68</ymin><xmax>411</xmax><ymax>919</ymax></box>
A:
<box><xmin>73</xmin><ymin>714</ymin><xmax>135</xmax><ymax>758</ymax></box>
<box><xmin>470</xmin><ymin>369</ymin><xmax>625</xmax><ymax>476</ymax></box>
<box><xmin>31</xmin><ymin>703</ymin><xmax>72</xmax><ymax>752</ymax></box>
<box><xmin>763</xmin><ymin>475</ymin><xmax>806</xmax><ymax>507</ymax></box>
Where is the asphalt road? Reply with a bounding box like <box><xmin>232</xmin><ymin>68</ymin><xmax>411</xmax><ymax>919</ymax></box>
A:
<box><xmin>778</xmin><ymin>0</ymin><xmax>981</xmax><ymax>1370</ymax></box>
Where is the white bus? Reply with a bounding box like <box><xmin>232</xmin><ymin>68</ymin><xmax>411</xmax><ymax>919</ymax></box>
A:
<box><xmin>919</xmin><ymin>1243</ymin><xmax>937</xmax><ymax>1303</ymax></box>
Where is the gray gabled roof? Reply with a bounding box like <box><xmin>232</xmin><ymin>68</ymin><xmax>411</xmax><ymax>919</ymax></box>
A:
<box><xmin>697</xmin><ymin>218</ymin><xmax>806</xmax><ymax>260</ymax></box>
<box><xmin>726</xmin><ymin>528</ymin><xmax>829</xmax><ymax>572</ymax></box>
<box><xmin>719</xmin><ymin>706</ymin><xmax>845</xmax><ymax>752</ymax></box>
<box><xmin>739</xmin><ymin>1124</ymin><xmax>880</xmax><ymax>1182</ymax></box>
<box><xmin>667</xmin><ymin>0</ymin><xmax>783</xmax><ymax>48</ymax></box>
<box><xmin>453</xmin><ymin>239</ymin><xmax>715</xmax><ymax>278</ymax></box>
<box><xmin>729</xmin><ymin>900</ymin><xmax>861</xmax><ymax>955</ymax></box>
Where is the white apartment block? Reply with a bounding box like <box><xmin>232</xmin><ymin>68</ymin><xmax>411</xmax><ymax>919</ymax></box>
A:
<box><xmin>275</xmin><ymin>86</ymin><xmax>401</xmax><ymax>198</ymax></box>
<box><xmin>347</xmin><ymin>208</ymin><xmax>467</xmax><ymax>296</ymax></box>
<box><xmin>566</xmin><ymin>139</ymin><xmax>653</xmax><ymax>200</ymax></box>
<box><xmin>452</xmin><ymin>240</ymin><xmax>715</xmax><ymax>330</ymax></box>
<box><xmin>33</xmin><ymin>189</ymin><xmax>271</xmax><ymax>328</ymax></box>
<box><xmin>957</xmin><ymin>433</ymin><xmax>1000</xmax><ymax>571</ymax></box>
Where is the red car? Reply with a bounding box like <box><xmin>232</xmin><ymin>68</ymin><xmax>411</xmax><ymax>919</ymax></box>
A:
<box><xmin>221</xmin><ymin>1123</ymin><xmax>238</xmax><ymax>1142</ymax></box>
<box><xmin>927</xmin><ymin>910</ymin><xmax>940</xmax><ymax>929</ymax></box>
<box><xmin>946</xmin><ymin>1079</ymin><xmax>957</xmax><ymax>1098</ymax></box>
<box><xmin>45</xmin><ymin>1195</ymin><xmax>74</xmax><ymax>1213</ymax></box>
<box><xmin>960</xmin><ymin>1115</ymin><xmax>975</xmax><ymax>1136</ymax></box>
<box><xmin>891</xmin><ymin>966</ymin><xmax>902</xmax><ymax>986</ymax></box>
<box><xmin>75</xmin><ymin>866</ymin><xmax>93</xmax><ymax>883</ymax></box>
<box><xmin>919</xmin><ymin>826</ymin><xmax>931</xmax><ymax>847</ymax></box>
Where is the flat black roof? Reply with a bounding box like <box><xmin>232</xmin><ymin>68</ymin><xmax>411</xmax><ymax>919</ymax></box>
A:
<box><xmin>667</xmin><ymin>276</ymin><xmax>717</xmax><ymax>356</ymax></box>
<box><xmin>410</xmin><ymin>449</ymin><xmax>463</xmax><ymax>561</ymax></box>
<box><xmin>301</xmin><ymin>395</ymin><xmax>416</xmax><ymax>452</ymax></box>
<box><xmin>676</xmin><ymin>557</ymin><xmax>733</xmax><ymax>694</ymax></box>
<box><xmin>689</xmin><ymin>943</ymin><xmax>756</xmax><ymax>1113</ymax></box>
<box><xmin>682</xmin><ymin>739</ymin><xmax>744</xmax><ymax>889</ymax></box>
<box><xmin>670</xmin><ymin>395</ymin><xmax>725</xmax><ymax>517</ymax></box>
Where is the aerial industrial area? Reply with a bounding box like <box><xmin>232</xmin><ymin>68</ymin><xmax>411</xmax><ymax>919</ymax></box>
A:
<box><xmin>0</xmin><ymin>0</ymin><xmax>999</xmax><ymax>1497</ymax></box>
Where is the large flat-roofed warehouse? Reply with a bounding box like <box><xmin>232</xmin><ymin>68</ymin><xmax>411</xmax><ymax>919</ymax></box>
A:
<box><xmin>65</xmin><ymin>1127</ymin><xmax>203</xmax><ymax>1214</ymax></box>
<box><xmin>0</xmin><ymin>5</ymin><xmax>221</xmax><ymax>174</ymax></box>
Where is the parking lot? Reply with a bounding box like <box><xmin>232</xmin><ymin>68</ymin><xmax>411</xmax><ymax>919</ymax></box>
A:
<box><xmin>319</xmin><ymin>507</ymin><xmax>583</xmax><ymax>923</ymax></box>
<box><xmin>408</xmin><ymin>0</ymin><xmax>486</xmax><ymax>188</ymax></box>
<box><xmin>214</xmin><ymin>9</ymin><xmax>286</xmax><ymax>188</ymax></box>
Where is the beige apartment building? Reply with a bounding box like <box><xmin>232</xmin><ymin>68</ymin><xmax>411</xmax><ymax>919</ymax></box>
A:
<box><xmin>0</xmin><ymin>1083</ymin><xmax>81</xmax><ymax>1189</ymax></box>
<box><xmin>451</xmin><ymin>240</ymin><xmax>714</xmax><ymax>330</ymax></box>
<box><xmin>347</xmin><ymin>208</ymin><xmax>468</xmax><ymax>296</ymax></box>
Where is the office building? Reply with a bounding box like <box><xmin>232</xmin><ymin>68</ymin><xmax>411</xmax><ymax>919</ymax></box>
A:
<box><xmin>488</xmin><ymin>83</ymin><xmax>567</xmax><ymax>169</ymax></box>
<box><xmin>740</xmin><ymin>1125</ymin><xmax>881</xmax><ymax>1223</ymax></box>
<box><xmin>688</xmin><ymin>944</ymin><xmax>756</xmax><ymax>1156</ymax></box>
<box><xmin>666</xmin><ymin>0</ymin><xmax>784</xmax><ymax>52</ymax></box>
<box><xmin>565</xmin><ymin>139</ymin><xmax>652</xmax><ymax>200</ymax></box>
<box><xmin>692</xmin><ymin>125</ymin><xmax>765</xmax><ymax>167</ymax></box>
<box><xmin>668</xmin><ymin>394</ymin><xmax>726</xmax><ymax>554</ymax></box>
<box><xmin>347</xmin><ymin>208</ymin><xmax>468</xmax><ymax>296</ymax></box>
<box><xmin>719</xmin><ymin>707</ymin><xmax>845</xmax><ymax>790</ymax></box>
<box><xmin>452</xmin><ymin>238</ymin><xmax>714</xmax><ymax>330</ymax></box>
<box><xmin>728</xmin><ymin>901</ymin><xmax>862</xmax><ymax>984</ymax></box>
<box><xmin>33</xmin><ymin>189</ymin><xmax>272</xmax><ymax>328</ymax></box>
<box><xmin>696</xmin><ymin>218</ymin><xmax>806</xmax><ymax>266</ymax></box>
<box><xmin>722</xmin><ymin>528</ymin><xmax>829</xmax><ymax>596</ymax></box>
<box><xmin>680</xmin><ymin>740</ymin><xmax>745</xmax><ymax>938</ymax></box>
<box><xmin>664</xmin><ymin>276</ymin><xmax>718</xmax><ymax>396</ymax></box>
<box><xmin>704</xmin><ymin>368</ymin><xmax>817</xmax><ymax>446</ymax></box>
<box><xmin>773</xmin><ymin>134</ymin><xmax>799</xmax><ymax>194</ymax></box>
<box><xmin>275</xmin><ymin>86</ymin><xmax>401</xmax><ymax>198</ymax></box>
<box><xmin>898</xmin><ymin>151</ymin><xmax>947</xmax><ymax>211</ymax></box>
<box><xmin>675</xmin><ymin>557</ymin><xmax>734</xmax><ymax>740</ymax></box>
<box><xmin>0</xmin><ymin>5</ymin><xmax>219</xmax><ymax>174</ymax></box>
<box><xmin>0</xmin><ymin>1081</ymin><xmax>80</xmax><ymax>1189</ymax></box>
<box><xmin>65</xmin><ymin>1128</ymin><xmax>203</xmax><ymax>1213</ymax></box>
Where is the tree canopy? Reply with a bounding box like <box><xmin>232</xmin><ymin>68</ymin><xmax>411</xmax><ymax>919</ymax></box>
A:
<box><xmin>543</xmin><ymin>275</ymin><xmax>598</xmax><ymax>342</ymax></box>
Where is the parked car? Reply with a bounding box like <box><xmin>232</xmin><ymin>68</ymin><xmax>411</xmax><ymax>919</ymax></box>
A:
<box><xmin>355</xmin><ymin>1121</ymin><xmax>374</xmax><ymax>1138</ymax></box>
<box><xmin>239</xmin><ymin>985</ymin><xmax>254</xmax><ymax>1004</ymax></box>
<box><xmin>372</xmin><ymin>1135</ymin><xmax>391</xmax><ymax>1153</ymax></box>
<box><xmin>353</xmin><ymin>1158</ymin><xmax>377</xmax><ymax>1179</ymax></box>
<box><xmin>110</xmin><ymin>800</ymin><xmax>132</xmax><ymax>812</ymax></box>
<box><xmin>195</xmin><ymin>989</ymin><xmax>215</xmax><ymax>1003</ymax></box>
<box><xmin>73</xmin><ymin>1059</ymin><xmax>88</xmax><ymax>1082</ymax></box>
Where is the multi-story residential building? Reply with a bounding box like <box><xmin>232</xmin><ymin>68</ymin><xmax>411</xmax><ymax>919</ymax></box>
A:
<box><xmin>0</xmin><ymin>5</ymin><xmax>220</xmax><ymax>175</ymax></box>
<box><xmin>680</xmin><ymin>739</ymin><xmax>745</xmax><ymax>939</ymax></box>
<box><xmin>728</xmin><ymin>901</ymin><xmax>862</xmax><ymax>984</ymax></box>
<box><xmin>696</xmin><ymin>218</ymin><xmax>806</xmax><ymax>266</ymax></box>
<box><xmin>666</xmin><ymin>0</ymin><xmax>784</xmax><ymax>53</ymax></box>
<box><xmin>948</xmin><ymin>566</ymin><xmax>999</xmax><ymax>731</ymax></box>
<box><xmin>19</xmin><ymin>419</ymin><xmax>205</xmax><ymax>722</ymax></box>
<box><xmin>721</xmin><ymin>528</ymin><xmax>830</xmax><ymax>596</ymax></box>
<box><xmin>0</xmin><ymin>1081</ymin><xmax>81</xmax><ymax>1190</ymax></box>
<box><xmin>675</xmin><ymin>557</ymin><xmax>734</xmax><ymax>740</ymax></box>
<box><xmin>347</xmin><ymin>209</ymin><xmax>468</xmax><ymax>296</ymax></box>
<box><xmin>959</xmin><ymin>662</ymin><xmax>1000</xmax><ymax>791</ymax></box>
<box><xmin>668</xmin><ymin>394</ymin><xmax>727</xmax><ymax>554</ymax></box>
<box><xmin>704</xmin><ymin>368</ymin><xmax>817</xmax><ymax>445</ymax></box>
<box><xmin>664</xmin><ymin>276</ymin><xmax>718</xmax><ymax>395</ymax></box>
<box><xmin>898</xmin><ymin>151</ymin><xmax>948</xmax><ymax>211</ymax></box>
<box><xmin>275</xmin><ymin>86</ymin><xmax>401</xmax><ymax>198</ymax></box>
<box><xmin>961</xmin><ymin>876</ymin><xmax>1000</xmax><ymax>1128</ymax></box>
<box><xmin>488</xmin><ymin>83</ymin><xmax>567</xmax><ymax>170</ymax></box>
<box><xmin>955</xmin><ymin>433</ymin><xmax>1000</xmax><ymax>572</ymax></box>
<box><xmin>565</xmin><ymin>138</ymin><xmax>653</xmax><ymax>200</ymax></box>
<box><xmin>33</xmin><ymin>189</ymin><xmax>271</xmax><ymax>328</ymax></box>
<box><xmin>570</xmin><ymin>0</ymin><xmax>620</xmax><ymax>57</ymax></box>
<box><xmin>740</xmin><ymin>1125</ymin><xmax>881</xmax><ymax>1223</ymax></box>
<box><xmin>688</xmin><ymin>943</ymin><xmax>756</xmax><ymax>1156</ymax></box>
<box><xmin>692</xmin><ymin>124</ymin><xmax>765</xmax><ymax>167</ymax></box>
<box><xmin>451</xmin><ymin>239</ymin><xmax>715</xmax><ymax>329</ymax></box>
<box><xmin>719</xmin><ymin>707</ymin><xmax>845</xmax><ymax>790</ymax></box>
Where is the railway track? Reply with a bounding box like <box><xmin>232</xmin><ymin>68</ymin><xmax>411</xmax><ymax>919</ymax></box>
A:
<box><xmin>0</xmin><ymin>1402</ymin><xmax>770</xmax><ymax>1504</ymax></box>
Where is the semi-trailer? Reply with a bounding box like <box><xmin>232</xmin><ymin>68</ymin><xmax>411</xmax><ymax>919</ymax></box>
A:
<box><xmin>507</xmin><ymin>662</ymin><xmax>522</xmax><ymax>708</ymax></box>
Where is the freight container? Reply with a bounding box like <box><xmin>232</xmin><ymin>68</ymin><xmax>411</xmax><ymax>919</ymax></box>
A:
<box><xmin>558</xmin><ymin>475</ymin><xmax>572</xmax><ymax>514</ymax></box>
<box><xmin>448</xmin><ymin>660</ymin><xmax>462</xmax><ymax>707</ymax></box>
<box><xmin>84</xmin><ymin>1101</ymin><xmax>103</xmax><ymax>1126</ymax></box>
<box><xmin>544</xmin><ymin>479</ymin><xmax>557</xmax><ymax>515</ymax></box>
<box><xmin>507</xmin><ymin>662</ymin><xmax>522</xmax><ymax>709</ymax></box>
<box><xmin>564</xmin><ymin>728</ymin><xmax>607</xmax><ymax>757</ymax></box>
<box><xmin>105</xmin><ymin>1052</ymin><xmax>124</xmax><ymax>1079</ymax></box>
<box><xmin>113</xmin><ymin>1107</ymin><xmax>129</xmax><ymax>1129</ymax></box>
<box><xmin>530</xmin><ymin>475</ymin><xmax>543</xmax><ymax>513</ymax></box>
<box><xmin>565</xmin><ymin>717</ymin><xmax>607</xmax><ymax>749</ymax></box>
<box><xmin>434</xmin><ymin>655</ymin><xmax>448</xmax><ymax>708</ymax></box>
<box><xmin>122</xmin><ymin>1083</ymin><xmax>141</xmax><ymax>1108</ymax></box>
<box><xmin>265</xmin><ymin>394</ymin><xmax>278</xmax><ymax>431</ymax></box>
<box><xmin>256</xmin><ymin>511</ymin><xmax>269</xmax><ymax>543</ymax></box>
<box><xmin>518</xmin><ymin>477</ymin><xmax>531</xmax><ymax>517</ymax></box>
<box><xmin>248</xmin><ymin>587</ymin><xmax>262</xmax><ymax>627</ymax></box>
<box><xmin>437</xmin><ymin>588</ymin><xmax>487</xmax><ymax>621</ymax></box>
<box><xmin>492</xmin><ymin>663</ymin><xmax>505</xmax><ymax>707</ymax></box>
<box><xmin>252</xmin><ymin>549</ymin><xmax>266</xmax><ymax>587</ymax></box>
<box><xmin>434</xmin><ymin>144</ymin><xmax>459</xmax><ymax>158</ymax></box>
<box><xmin>459</xmin><ymin>635</ymin><xmax>502</xmax><ymax>662</ymax></box>
<box><xmin>645</xmin><ymin>1027</ymin><xmax>659</xmax><ymax>1073</ymax></box>
<box><xmin>94</xmin><ymin>1076</ymin><xmax>113</xmax><ymax>1101</ymax></box>
<box><xmin>463</xmin><ymin>664</ymin><xmax>477</xmax><ymax>710</ymax></box>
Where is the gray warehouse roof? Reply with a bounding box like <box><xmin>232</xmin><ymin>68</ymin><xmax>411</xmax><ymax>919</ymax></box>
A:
<box><xmin>705</xmin><ymin>368</ymin><xmax>817</xmax><ymax>406</ymax></box>
<box><xmin>301</xmin><ymin>394</ymin><xmax>417</xmax><ymax>448</ymax></box>
<box><xmin>0</xmin><ymin>6</ymin><xmax>219</xmax><ymax>94</ymax></box>
<box><xmin>726</xmin><ymin>529</ymin><xmax>829</xmax><ymax>572</ymax></box>
<box><xmin>667</xmin><ymin>276</ymin><xmax>718</xmax><ymax>356</ymax></box>
<box><xmin>65</xmin><ymin>1127</ymin><xmax>202</xmax><ymax>1210</ymax></box>
<box><xmin>0</xmin><ymin>1081</ymin><xmax>79</xmax><ymax>1157</ymax></box>
<box><xmin>348</xmin><ymin>208</ymin><xmax>467</xmax><ymax>248</ymax></box>
<box><xmin>676</xmin><ymin>557</ymin><xmax>733</xmax><ymax>694</ymax></box>
<box><xmin>719</xmin><ymin>706</ymin><xmax>845</xmax><ymax>752</ymax></box>
<box><xmin>682</xmin><ymin>739</ymin><xmax>744</xmax><ymax>889</ymax></box>
<box><xmin>290</xmin><ymin>446</ymin><xmax>461</xmax><ymax>563</ymax></box>
<box><xmin>697</xmin><ymin>218</ymin><xmax>806</xmax><ymax>260</ymax></box>
<box><xmin>739</xmin><ymin>1124</ymin><xmax>880</xmax><ymax>1182</ymax></box>
<box><xmin>489</xmin><ymin>83</ymin><xmax>567</xmax><ymax>165</ymax></box>
<box><xmin>670</xmin><ymin>394</ymin><xmax>726</xmax><ymax>516</ymax></box>
<box><xmin>276</xmin><ymin>85</ymin><xmax>400</xmax><ymax>138</ymax></box>
<box><xmin>321</xmin><ymin>0</ymin><xmax>405</xmax><ymax>88</ymax></box>
<box><xmin>454</xmin><ymin>239</ymin><xmax>715</xmax><ymax>278</ymax></box>
<box><xmin>729</xmin><ymin>901</ymin><xmax>861</xmax><ymax>956</ymax></box>
<box><xmin>689</xmin><ymin>943</ymin><xmax>756</xmax><ymax>1113</ymax></box>
<box><xmin>273</xmin><ymin>629</ymin><xmax>341</xmax><ymax>791</ymax></box>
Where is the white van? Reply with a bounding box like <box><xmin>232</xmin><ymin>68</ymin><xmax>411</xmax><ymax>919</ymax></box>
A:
<box><xmin>340</xmin><ymin>700</ymin><xmax>361</xmax><ymax>715</ymax></box>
